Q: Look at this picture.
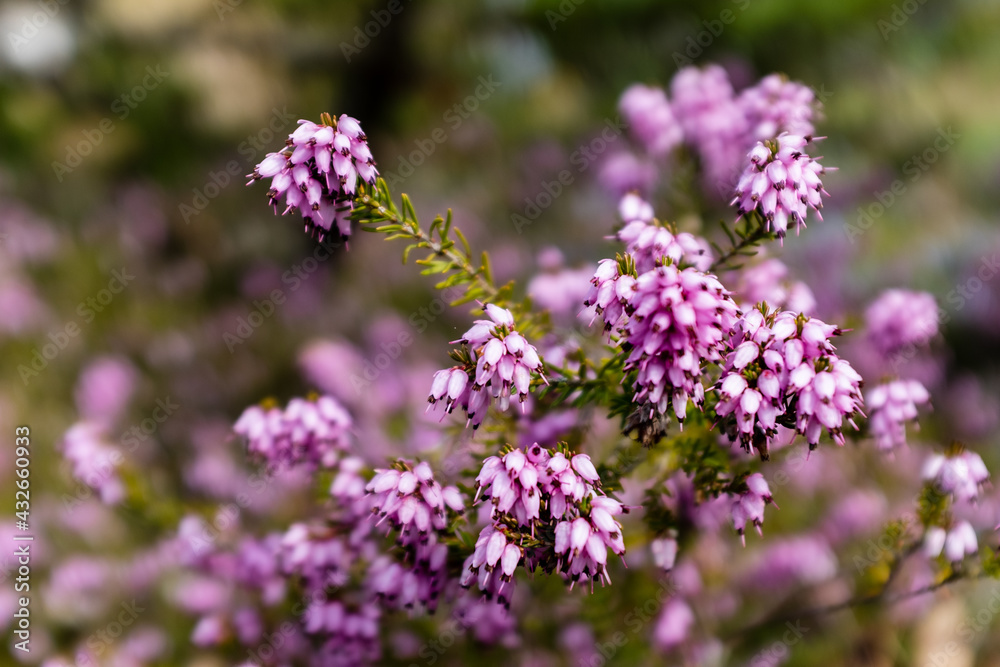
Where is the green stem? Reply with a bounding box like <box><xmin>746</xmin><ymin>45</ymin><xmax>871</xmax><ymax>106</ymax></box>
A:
<box><xmin>709</xmin><ymin>212</ymin><xmax>771</xmax><ymax>273</ymax></box>
<box><xmin>354</xmin><ymin>183</ymin><xmax>500</xmax><ymax>304</ymax></box>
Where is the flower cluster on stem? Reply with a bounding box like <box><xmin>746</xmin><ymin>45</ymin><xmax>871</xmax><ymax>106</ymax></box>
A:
<box><xmin>462</xmin><ymin>443</ymin><xmax>627</xmax><ymax>605</ymax></box>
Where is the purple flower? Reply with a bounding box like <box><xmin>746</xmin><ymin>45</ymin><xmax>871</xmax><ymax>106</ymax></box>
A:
<box><xmin>924</xmin><ymin>522</ymin><xmax>978</xmax><ymax>563</ymax></box>
<box><xmin>618</xmin><ymin>192</ymin><xmax>654</xmax><ymax>223</ymax></box>
<box><xmin>73</xmin><ymin>355</ymin><xmax>138</xmax><ymax>425</ymax></box>
<box><xmin>624</xmin><ymin>264</ymin><xmax>738</xmax><ymax>426</ymax></box>
<box><xmin>731</xmin><ymin>257</ymin><xmax>816</xmax><ymax>315</ymax></box>
<box><xmin>670</xmin><ymin>65</ymin><xmax>749</xmax><ymax>195</ymax></box>
<box><xmin>365</xmin><ymin>460</ymin><xmax>464</xmax><ymax>613</ymax></box>
<box><xmin>653</xmin><ymin>598</ymin><xmax>695</xmax><ymax>650</ymax></box>
<box><xmin>527</xmin><ymin>264</ymin><xmax>595</xmax><ymax>322</ymax></box>
<box><xmin>737</xmin><ymin>73</ymin><xmax>817</xmax><ymax>142</ymax></box>
<box><xmin>366</xmin><ymin>460</ymin><xmax>464</xmax><ymax>537</ymax></box>
<box><xmin>730</xmin><ymin>473</ymin><xmax>777</xmax><ymax>545</ymax></box>
<box><xmin>330</xmin><ymin>455</ymin><xmax>372</xmax><ymax>521</ymax></box>
<box><xmin>246</xmin><ymin>113</ymin><xmax>378</xmax><ymax>242</ymax></box>
<box><xmin>305</xmin><ymin>600</ymin><xmax>381</xmax><ymax>665</ymax></box>
<box><xmin>191</xmin><ymin>615</ymin><xmax>228</xmax><ymax>646</ymax></box>
<box><xmin>618</xmin><ymin>83</ymin><xmax>684</xmax><ymax>157</ymax></box>
<box><xmin>428</xmin><ymin>304</ymin><xmax>546</xmax><ymax>429</ymax></box>
<box><xmin>59</xmin><ymin>422</ymin><xmax>126</xmax><ymax>505</ymax></box>
<box><xmin>866</xmin><ymin>379</ymin><xmax>930</xmax><ymax>452</ymax></box>
<box><xmin>922</xmin><ymin>449</ymin><xmax>990</xmax><ymax>504</ymax></box>
<box><xmin>233</xmin><ymin>394</ymin><xmax>353</xmax><ymax>468</ymax></box>
<box><xmin>598</xmin><ymin>151</ymin><xmax>659</xmax><ymax>197</ymax></box>
<box><xmin>583</xmin><ymin>256</ymin><xmax>637</xmax><ymax>333</ymax></box>
<box><xmin>281</xmin><ymin>523</ymin><xmax>363</xmax><ymax>591</ymax></box>
<box><xmin>453</xmin><ymin>593</ymin><xmax>518</xmax><ymax>644</ymax></box>
<box><xmin>464</xmin><ymin>444</ymin><xmax>627</xmax><ymax>601</ymax></box>
<box><xmin>715</xmin><ymin>307</ymin><xmax>864</xmax><ymax>456</ymax></box>
<box><xmin>650</xmin><ymin>535</ymin><xmax>678</xmax><ymax>571</ymax></box>
<box><xmin>865</xmin><ymin>289</ymin><xmax>939</xmax><ymax>358</ymax></box>
<box><xmin>741</xmin><ymin>535</ymin><xmax>838</xmax><ymax>590</ymax></box>
<box><xmin>616</xmin><ymin>220</ymin><xmax>714</xmax><ymax>273</ymax></box>
<box><xmin>731</xmin><ymin>133</ymin><xmax>830</xmax><ymax>240</ymax></box>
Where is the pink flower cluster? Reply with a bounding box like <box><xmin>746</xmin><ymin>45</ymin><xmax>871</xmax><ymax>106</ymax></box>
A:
<box><xmin>731</xmin><ymin>133</ymin><xmax>830</xmax><ymax>240</ymax></box>
<box><xmin>462</xmin><ymin>443</ymin><xmax>627</xmax><ymax>604</ymax></box>
<box><xmin>247</xmin><ymin>114</ymin><xmax>378</xmax><ymax>241</ymax></box>
<box><xmin>584</xmin><ymin>257</ymin><xmax>636</xmax><ymax>333</ymax></box>
<box><xmin>732</xmin><ymin>257</ymin><xmax>816</xmax><ymax>315</ymax></box>
<box><xmin>865</xmin><ymin>379</ymin><xmax>931</xmax><ymax>452</ymax></box>
<box><xmin>715</xmin><ymin>307</ymin><xmax>864</xmax><ymax>455</ymax></box>
<box><xmin>366</xmin><ymin>460</ymin><xmax>465</xmax><ymax>538</ymax></box>
<box><xmin>267</xmin><ymin>457</ymin><xmax>468</xmax><ymax>659</ymax></box>
<box><xmin>865</xmin><ymin>288</ymin><xmax>939</xmax><ymax>358</ymax></box>
<box><xmin>615</xmin><ymin>66</ymin><xmax>818</xmax><ymax>198</ymax></box>
<box><xmin>737</xmin><ymin>73</ymin><xmax>817</xmax><ymax>141</ymax></box>
<box><xmin>60</xmin><ymin>422</ymin><xmax>125</xmax><ymax>505</ymax></box>
<box><xmin>623</xmin><ymin>263</ymin><xmax>738</xmax><ymax>426</ymax></box>
<box><xmin>233</xmin><ymin>395</ymin><xmax>353</xmax><ymax>468</ymax></box>
<box><xmin>616</xmin><ymin>215</ymin><xmax>714</xmax><ymax>274</ymax></box>
<box><xmin>428</xmin><ymin>304</ymin><xmax>546</xmax><ymax>429</ymax></box>
<box><xmin>729</xmin><ymin>473</ymin><xmax>777</xmax><ymax>545</ymax></box>
<box><xmin>922</xmin><ymin>449</ymin><xmax>990</xmax><ymax>503</ymax></box>
<box><xmin>670</xmin><ymin>65</ymin><xmax>751</xmax><ymax>192</ymax></box>
<box><xmin>618</xmin><ymin>84</ymin><xmax>684</xmax><ymax>157</ymax></box>
<box><xmin>924</xmin><ymin>521</ymin><xmax>978</xmax><ymax>564</ymax></box>
<box><xmin>281</xmin><ymin>522</ymin><xmax>368</xmax><ymax>593</ymax></box>
<box><xmin>366</xmin><ymin>460</ymin><xmax>465</xmax><ymax>613</ymax></box>
<box><xmin>304</xmin><ymin>600</ymin><xmax>381</xmax><ymax>666</ymax></box>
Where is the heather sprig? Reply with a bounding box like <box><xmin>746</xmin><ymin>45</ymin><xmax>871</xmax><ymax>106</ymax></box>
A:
<box><xmin>352</xmin><ymin>178</ymin><xmax>521</xmax><ymax>315</ymax></box>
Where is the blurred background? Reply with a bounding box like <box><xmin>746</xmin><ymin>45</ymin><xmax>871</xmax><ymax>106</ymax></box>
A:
<box><xmin>2</xmin><ymin>0</ymin><xmax>1000</xmax><ymax>665</ymax></box>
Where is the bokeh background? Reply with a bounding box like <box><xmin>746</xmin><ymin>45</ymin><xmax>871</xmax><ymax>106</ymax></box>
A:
<box><xmin>2</xmin><ymin>0</ymin><xmax>1000</xmax><ymax>665</ymax></box>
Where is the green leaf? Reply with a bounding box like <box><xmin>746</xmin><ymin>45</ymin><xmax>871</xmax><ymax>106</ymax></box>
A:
<box><xmin>720</xmin><ymin>219</ymin><xmax>737</xmax><ymax>245</ymax></box>
<box><xmin>401</xmin><ymin>193</ymin><xmax>419</xmax><ymax>223</ymax></box>
<box><xmin>481</xmin><ymin>251</ymin><xmax>494</xmax><ymax>286</ymax></box>
<box><xmin>454</xmin><ymin>227</ymin><xmax>473</xmax><ymax>260</ymax></box>
<box><xmin>450</xmin><ymin>291</ymin><xmax>479</xmax><ymax>306</ymax></box>
<box><xmin>443</xmin><ymin>209</ymin><xmax>454</xmax><ymax>238</ymax></box>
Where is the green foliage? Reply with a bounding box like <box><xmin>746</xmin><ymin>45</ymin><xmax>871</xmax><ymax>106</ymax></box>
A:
<box><xmin>982</xmin><ymin>548</ymin><xmax>1000</xmax><ymax>580</ymax></box>
<box><xmin>917</xmin><ymin>483</ymin><xmax>950</xmax><ymax>527</ymax></box>
<box><xmin>354</xmin><ymin>179</ymin><xmax>518</xmax><ymax>314</ymax></box>
<box><xmin>709</xmin><ymin>210</ymin><xmax>777</xmax><ymax>273</ymax></box>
